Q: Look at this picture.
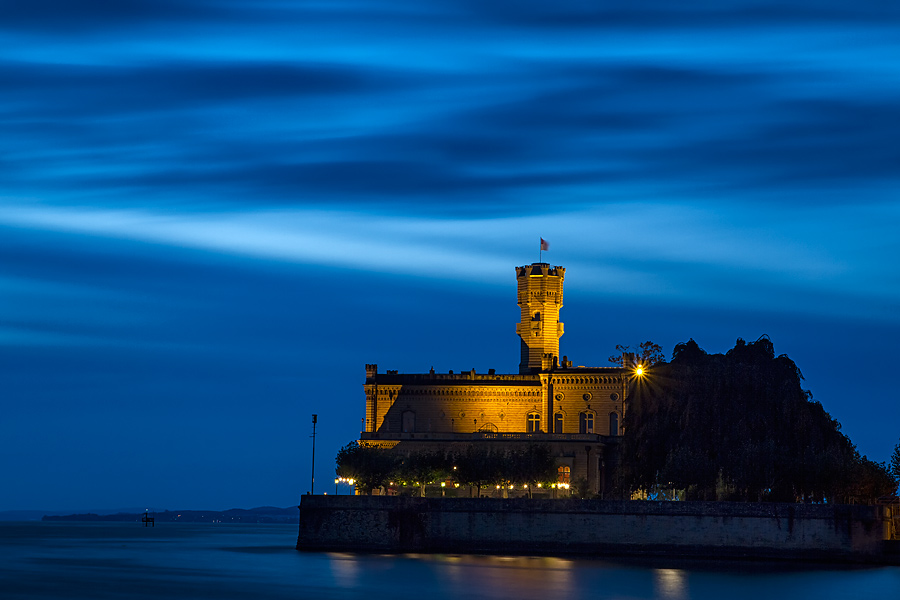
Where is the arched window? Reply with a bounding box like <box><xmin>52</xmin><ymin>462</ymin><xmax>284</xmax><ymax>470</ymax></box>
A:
<box><xmin>579</xmin><ymin>412</ymin><xmax>594</xmax><ymax>434</ymax></box>
<box><xmin>533</xmin><ymin>312</ymin><xmax>541</xmax><ymax>321</ymax></box>
<box><xmin>554</xmin><ymin>413</ymin><xmax>563</xmax><ymax>433</ymax></box>
<box><xmin>526</xmin><ymin>413</ymin><xmax>541</xmax><ymax>433</ymax></box>
<box><xmin>557</xmin><ymin>465</ymin><xmax>570</xmax><ymax>485</ymax></box>
<box><xmin>609</xmin><ymin>412</ymin><xmax>619</xmax><ymax>436</ymax></box>
<box><xmin>479</xmin><ymin>423</ymin><xmax>498</xmax><ymax>433</ymax></box>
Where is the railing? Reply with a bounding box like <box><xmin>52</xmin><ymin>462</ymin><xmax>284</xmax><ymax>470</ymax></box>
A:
<box><xmin>359</xmin><ymin>431</ymin><xmax>611</xmax><ymax>442</ymax></box>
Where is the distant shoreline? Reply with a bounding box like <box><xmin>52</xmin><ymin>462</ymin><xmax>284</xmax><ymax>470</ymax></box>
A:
<box><xmin>41</xmin><ymin>506</ymin><xmax>299</xmax><ymax>524</ymax></box>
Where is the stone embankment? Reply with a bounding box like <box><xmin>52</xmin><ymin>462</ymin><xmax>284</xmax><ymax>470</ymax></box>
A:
<box><xmin>297</xmin><ymin>496</ymin><xmax>899</xmax><ymax>564</ymax></box>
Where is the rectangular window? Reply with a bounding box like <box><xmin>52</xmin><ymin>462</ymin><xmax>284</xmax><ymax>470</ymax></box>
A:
<box><xmin>527</xmin><ymin>413</ymin><xmax>541</xmax><ymax>433</ymax></box>
<box><xmin>554</xmin><ymin>413</ymin><xmax>563</xmax><ymax>433</ymax></box>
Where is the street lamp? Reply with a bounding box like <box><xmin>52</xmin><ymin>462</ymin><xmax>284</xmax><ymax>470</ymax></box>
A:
<box><xmin>310</xmin><ymin>414</ymin><xmax>317</xmax><ymax>495</ymax></box>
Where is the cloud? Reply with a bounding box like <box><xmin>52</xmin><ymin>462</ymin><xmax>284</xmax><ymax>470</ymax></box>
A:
<box><xmin>2</xmin><ymin>201</ymin><xmax>897</xmax><ymax>324</ymax></box>
<box><xmin>4</xmin><ymin>44</ymin><xmax>898</xmax><ymax>216</ymax></box>
<box><xmin>0</xmin><ymin>1</ymin><xmax>230</xmax><ymax>33</ymax></box>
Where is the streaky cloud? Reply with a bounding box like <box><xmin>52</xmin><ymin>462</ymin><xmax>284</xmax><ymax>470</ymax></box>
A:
<box><xmin>1</xmin><ymin>201</ymin><xmax>897</xmax><ymax>323</ymax></box>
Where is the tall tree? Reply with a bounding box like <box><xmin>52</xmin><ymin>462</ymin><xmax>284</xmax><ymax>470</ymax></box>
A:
<box><xmin>891</xmin><ymin>438</ymin><xmax>900</xmax><ymax>494</ymax></box>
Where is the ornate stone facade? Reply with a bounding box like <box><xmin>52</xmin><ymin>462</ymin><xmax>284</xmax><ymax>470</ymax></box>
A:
<box><xmin>360</xmin><ymin>262</ymin><xmax>631</xmax><ymax>496</ymax></box>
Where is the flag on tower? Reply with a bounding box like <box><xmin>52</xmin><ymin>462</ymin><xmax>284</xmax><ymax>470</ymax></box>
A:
<box><xmin>540</xmin><ymin>238</ymin><xmax>549</xmax><ymax>251</ymax></box>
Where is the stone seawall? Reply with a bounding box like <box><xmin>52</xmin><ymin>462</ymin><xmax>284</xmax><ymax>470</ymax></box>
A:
<box><xmin>296</xmin><ymin>496</ymin><xmax>896</xmax><ymax>563</ymax></box>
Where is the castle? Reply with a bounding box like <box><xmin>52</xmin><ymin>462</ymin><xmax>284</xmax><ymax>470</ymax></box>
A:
<box><xmin>360</xmin><ymin>262</ymin><xmax>632</xmax><ymax>496</ymax></box>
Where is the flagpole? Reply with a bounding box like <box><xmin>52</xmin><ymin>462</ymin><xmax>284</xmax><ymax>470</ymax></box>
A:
<box><xmin>539</xmin><ymin>238</ymin><xmax>542</xmax><ymax>263</ymax></box>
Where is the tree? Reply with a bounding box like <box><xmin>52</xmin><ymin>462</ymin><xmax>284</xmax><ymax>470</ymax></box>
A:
<box><xmin>618</xmin><ymin>336</ymin><xmax>881</xmax><ymax>503</ymax></box>
<box><xmin>451</xmin><ymin>445</ymin><xmax>505</xmax><ymax>497</ymax></box>
<box><xmin>608</xmin><ymin>341</ymin><xmax>666</xmax><ymax>367</ymax></box>
<box><xmin>890</xmin><ymin>438</ymin><xmax>900</xmax><ymax>494</ymax></box>
<box><xmin>836</xmin><ymin>453</ymin><xmax>897</xmax><ymax>504</ymax></box>
<box><xmin>393</xmin><ymin>450</ymin><xmax>451</xmax><ymax>497</ymax></box>
<box><xmin>508</xmin><ymin>445</ymin><xmax>557</xmax><ymax>497</ymax></box>
<box><xmin>335</xmin><ymin>441</ymin><xmax>398</xmax><ymax>495</ymax></box>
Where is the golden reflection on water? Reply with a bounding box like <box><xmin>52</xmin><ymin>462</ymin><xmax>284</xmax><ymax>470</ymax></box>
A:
<box><xmin>654</xmin><ymin>567</ymin><xmax>687</xmax><ymax>600</ymax></box>
<box><xmin>424</xmin><ymin>554</ymin><xmax>575</xmax><ymax>597</ymax></box>
<box><xmin>326</xmin><ymin>552</ymin><xmax>360</xmax><ymax>588</ymax></box>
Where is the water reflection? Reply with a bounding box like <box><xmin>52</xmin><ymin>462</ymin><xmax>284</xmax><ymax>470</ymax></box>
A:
<box><xmin>386</xmin><ymin>554</ymin><xmax>576</xmax><ymax>599</ymax></box>
<box><xmin>3</xmin><ymin>524</ymin><xmax>899</xmax><ymax>600</ymax></box>
<box><xmin>327</xmin><ymin>552</ymin><xmax>360</xmax><ymax>588</ymax></box>
<box><xmin>312</xmin><ymin>550</ymin><xmax>900</xmax><ymax>600</ymax></box>
<box><xmin>655</xmin><ymin>568</ymin><xmax>688</xmax><ymax>600</ymax></box>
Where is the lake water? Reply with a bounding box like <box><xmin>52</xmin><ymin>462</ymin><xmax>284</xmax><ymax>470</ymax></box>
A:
<box><xmin>2</xmin><ymin>522</ymin><xmax>898</xmax><ymax>599</ymax></box>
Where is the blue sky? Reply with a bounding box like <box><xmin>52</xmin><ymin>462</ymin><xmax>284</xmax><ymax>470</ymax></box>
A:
<box><xmin>2</xmin><ymin>1</ymin><xmax>899</xmax><ymax>511</ymax></box>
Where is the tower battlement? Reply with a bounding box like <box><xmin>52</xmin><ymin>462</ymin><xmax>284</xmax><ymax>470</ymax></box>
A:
<box><xmin>516</xmin><ymin>263</ymin><xmax>565</xmax><ymax>278</ymax></box>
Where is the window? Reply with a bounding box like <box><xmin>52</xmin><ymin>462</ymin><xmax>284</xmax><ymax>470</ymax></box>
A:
<box><xmin>579</xmin><ymin>412</ymin><xmax>594</xmax><ymax>434</ymax></box>
<box><xmin>526</xmin><ymin>413</ymin><xmax>541</xmax><ymax>433</ymax></box>
<box><xmin>609</xmin><ymin>412</ymin><xmax>619</xmax><ymax>436</ymax></box>
<box><xmin>557</xmin><ymin>465</ymin><xmax>570</xmax><ymax>485</ymax></box>
<box><xmin>554</xmin><ymin>413</ymin><xmax>563</xmax><ymax>433</ymax></box>
<box><xmin>401</xmin><ymin>411</ymin><xmax>415</xmax><ymax>433</ymax></box>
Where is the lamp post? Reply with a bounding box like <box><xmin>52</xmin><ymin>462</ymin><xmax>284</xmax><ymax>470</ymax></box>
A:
<box><xmin>310</xmin><ymin>414</ymin><xmax>317</xmax><ymax>495</ymax></box>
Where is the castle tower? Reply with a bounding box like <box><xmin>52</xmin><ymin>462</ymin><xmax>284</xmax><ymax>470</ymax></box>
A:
<box><xmin>515</xmin><ymin>263</ymin><xmax>565</xmax><ymax>373</ymax></box>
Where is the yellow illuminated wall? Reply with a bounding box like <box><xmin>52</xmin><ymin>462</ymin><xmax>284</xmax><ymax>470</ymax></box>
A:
<box><xmin>515</xmin><ymin>263</ymin><xmax>564</xmax><ymax>374</ymax></box>
<box><xmin>363</xmin><ymin>263</ymin><xmax>626</xmax><ymax>438</ymax></box>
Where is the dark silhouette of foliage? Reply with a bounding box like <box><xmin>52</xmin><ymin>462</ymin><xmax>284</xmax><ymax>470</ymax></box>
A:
<box><xmin>507</xmin><ymin>444</ymin><xmax>558</xmax><ymax>496</ymax></box>
<box><xmin>446</xmin><ymin>444</ymin><xmax>557</xmax><ymax>497</ymax></box>
<box><xmin>839</xmin><ymin>454</ymin><xmax>897</xmax><ymax>503</ymax></box>
<box><xmin>334</xmin><ymin>443</ymin><xmax>558</xmax><ymax>498</ymax></box>
<box><xmin>609</xmin><ymin>341</ymin><xmax>665</xmax><ymax>367</ymax></box>
<box><xmin>335</xmin><ymin>441</ymin><xmax>398</xmax><ymax>495</ymax></box>
<box><xmin>572</xmin><ymin>477</ymin><xmax>591</xmax><ymax>499</ymax></box>
<box><xmin>619</xmin><ymin>336</ymin><xmax>890</xmax><ymax>504</ymax></box>
<box><xmin>451</xmin><ymin>445</ymin><xmax>505</xmax><ymax>495</ymax></box>
<box><xmin>890</xmin><ymin>438</ymin><xmax>900</xmax><ymax>494</ymax></box>
<box><xmin>393</xmin><ymin>450</ymin><xmax>451</xmax><ymax>497</ymax></box>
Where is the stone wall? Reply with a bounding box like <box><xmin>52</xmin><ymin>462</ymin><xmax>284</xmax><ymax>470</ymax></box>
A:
<box><xmin>297</xmin><ymin>496</ymin><xmax>895</xmax><ymax>563</ymax></box>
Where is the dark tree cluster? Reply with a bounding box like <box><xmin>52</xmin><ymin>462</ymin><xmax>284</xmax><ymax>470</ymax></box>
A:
<box><xmin>891</xmin><ymin>439</ymin><xmax>900</xmax><ymax>492</ymax></box>
<box><xmin>608</xmin><ymin>341</ymin><xmax>665</xmax><ymax>367</ymax></box>
<box><xmin>335</xmin><ymin>442</ymin><xmax>557</xmax><ymax>496</ymax></box>
<box><xmin>619</xmin><ymin>336</ymin><xmax>898</xmax><ymax>503</ymax></box>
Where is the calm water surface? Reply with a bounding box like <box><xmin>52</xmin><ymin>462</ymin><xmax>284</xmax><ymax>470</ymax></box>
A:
<box><xmin>1</xmin><ymin>522</ymin><xmax>897</xmax><ymax>599</ymax></box>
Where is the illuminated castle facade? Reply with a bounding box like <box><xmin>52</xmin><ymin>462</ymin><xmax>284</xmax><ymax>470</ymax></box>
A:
<box><xmin>360</xmin><ymin>263</ymin><xmax>630</xmax><ymax>496</ymax></box>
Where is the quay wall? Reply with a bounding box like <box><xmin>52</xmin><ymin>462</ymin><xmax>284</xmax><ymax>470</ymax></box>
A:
<box><xmin>296</xmin><ymin>496</ymin><xmax>895</xmax><ymax>563</ymax></box>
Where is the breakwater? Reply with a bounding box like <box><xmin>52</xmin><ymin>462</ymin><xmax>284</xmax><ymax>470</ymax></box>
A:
<box><xmin>297</xmin><ymin>496</ymin><xmax>898</xmax><ymax>563</ymax></box>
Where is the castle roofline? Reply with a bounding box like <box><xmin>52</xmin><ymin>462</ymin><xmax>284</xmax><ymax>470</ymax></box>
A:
<box><xmin>365</xmin><ymin>365</ymin><xmax>626</xmax><ymax>385</ymax></box>
<box><xmin>367</xmin><ymin>370</ymin><xmax>543</xmax><ymax>385</ymax></box>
